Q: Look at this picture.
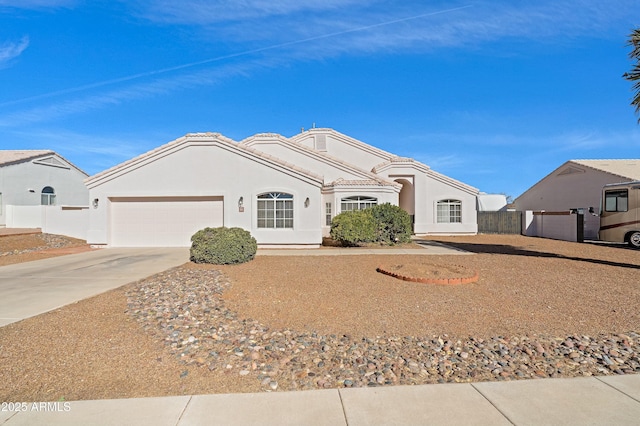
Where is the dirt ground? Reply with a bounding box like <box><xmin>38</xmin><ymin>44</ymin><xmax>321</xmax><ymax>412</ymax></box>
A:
<box><xmin>1</xmin><ymin>233</ymin><xmax>639</xmax><ymax>402</ymax></box>
<box><xmin>0</xmin><ymin>233</ymin><xmax>91</xmax><ymax>266</ymax></box>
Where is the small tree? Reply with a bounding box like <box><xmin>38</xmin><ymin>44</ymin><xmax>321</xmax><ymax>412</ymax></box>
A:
<box><xmin>623</xmin><ymin>28</ymin><xmax>640</xmax><ymax>122</ymax></box>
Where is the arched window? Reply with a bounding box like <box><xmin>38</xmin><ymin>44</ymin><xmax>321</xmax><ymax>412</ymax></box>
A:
<box><xmin>41</xmin><ymin>186</ymin><xmax>56</xmax><ymax>206</ymax></box>
<box><xmin>340</xmin><ymin>196</ymin><xmax>377</xmax><ymax>212</ymax></box>
<box><xmin>257</xmin><ymin>192</ymin><xmax>293</xmax><ymax>228</ymax></box>
<box><xmin>437</xmin><ymin>199</ymin><xmax>461</xmax><ymax>223</ymax></box>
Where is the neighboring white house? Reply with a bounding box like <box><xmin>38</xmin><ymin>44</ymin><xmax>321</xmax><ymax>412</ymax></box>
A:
<box><xmin>477</xmin><ymin>193</ymin><xmax>508</xmax><ymax>211</ymax></box>
<box><xmin>85</xmin><ymin>128</ymin><xmax>479</xmax><ymax>247</ymax></box>
<box><xmin>514</xmin><ymin>159</ymin><xmax>640</xmax><ymax>240</ymax></box>
<box><xmin>0</xmin><ymin>150</ymin><xmax>89</xmax><ymax>229</ymax></box>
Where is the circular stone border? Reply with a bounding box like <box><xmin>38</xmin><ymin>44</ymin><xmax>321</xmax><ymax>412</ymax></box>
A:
<box><xmin>376</xmin><ymin>265</ymin><xmax>479</xmax><ymax>285</ymax></box>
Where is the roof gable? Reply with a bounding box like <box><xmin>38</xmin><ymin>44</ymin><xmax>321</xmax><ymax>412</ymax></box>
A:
<box><xmin>556</xmin><ymin>165</ymin><xmax>586</xmax><ymax>176</ymax></box>
<box><xmin>33</xmin><ymin>155</ymin><xmax>70</xmax><ymax>169</ymax></box>
<box><xmin>0</xmin><ymin>150</ymin><xmax>88</xmax><ymax>176</ymax></box>
<box><xmin>0</xmin><ymin>150</ymin><xmax>54</xmax><ymax>167</ymax></box>
<box><xmin>85</xmin><ymin>133</ymin><xmax>323</xmax><ymax>189</ymax></box>
<box><xmin>571</xmin><ymin>159</ymin><xmax>640</xmax><ymax>181</ymax></box>
<box><xmin>290</xmin><ymin>128</ymin><xmax>395</xmax><ymax>164</ymax></box>
<box><xmin>515</xmin><ymin>159</ymin><xmax>640</xmax><ymax>203</ymax></box>
<box><xmin>240</xmin><ymin>132</ymin><xmax>399</xmax><ymax>188</ymax></box>
<box><xmin>372</xmin><ymin>157</ymin><xmax>431</xmax><ymax>174</ymax></box>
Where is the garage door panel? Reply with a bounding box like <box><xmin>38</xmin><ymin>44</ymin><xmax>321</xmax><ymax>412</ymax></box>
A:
<box><xmin>110</xmin><ymin>196</ymin><xmax>223</xmax><ymax>247</ymax></box>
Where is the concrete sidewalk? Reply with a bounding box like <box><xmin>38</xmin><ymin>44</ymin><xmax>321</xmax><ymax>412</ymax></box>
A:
<box><xmin>2</xmin><ymin>375</ymin><xmax>639</xmax><ymax>425</ymax></box>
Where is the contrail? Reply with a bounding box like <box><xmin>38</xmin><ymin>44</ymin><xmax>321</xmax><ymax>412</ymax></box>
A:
<box><xmin>0</xmin><ymin>4</ymin><xmax>471</xmax><ymax>108</ymax></box>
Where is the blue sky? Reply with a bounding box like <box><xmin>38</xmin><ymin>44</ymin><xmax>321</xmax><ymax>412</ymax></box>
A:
<box><xmin>1</xmin><ymin>0</ymin><xmax>639</xmax><ymax>198</ymax></box>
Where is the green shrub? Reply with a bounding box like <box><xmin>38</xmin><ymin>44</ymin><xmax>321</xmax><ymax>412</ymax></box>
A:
<box><xmin>190</xmin><ymin>227</ymin><xmax>257</xmax><ymax>264</ymax></box>
<box><xmin>369</xmin><ymin>203</ymin><xmax>412</xmax><ymax>244</ymax></box>
<box><xmin>330</xmin><ymin>203</ymin><xmax>412</xmax><ymax>246</ymax></box>
<box><xmin>330</xmin><ymin>209</ymin><xmax>376</xmax><ymax>246</ymax></box>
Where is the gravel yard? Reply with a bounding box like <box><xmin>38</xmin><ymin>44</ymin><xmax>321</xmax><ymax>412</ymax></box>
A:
<box><xmin>1</xmin><ymin>233</ymin><xmax>639</xmax><ymax>402</ymax></box>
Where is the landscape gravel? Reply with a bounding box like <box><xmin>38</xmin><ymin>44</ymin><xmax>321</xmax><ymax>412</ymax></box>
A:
<box><xmin>1</xmin><ymin>233</ymin><xmax>639</xmax><ymax>401</ymax></box>
<box><xmin>125</xmin><ymin>262</ymin><xmax>640</xmax><ymax>393</ymax></box>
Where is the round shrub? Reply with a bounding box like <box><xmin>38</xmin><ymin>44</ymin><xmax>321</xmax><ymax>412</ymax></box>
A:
<box><xmin>190</xmin><ymin>227</ymin><xmax>257</xmax><ymax>264</ymax></box>
<box><xmin>369</xmin><ymin>203</ymin><xmax>412</xmax><ymax>244</ymax></box>
<box><xmin>330</xmin><ymin>209</ymin><xmax>376</xmax><ymax>246</ymax></box>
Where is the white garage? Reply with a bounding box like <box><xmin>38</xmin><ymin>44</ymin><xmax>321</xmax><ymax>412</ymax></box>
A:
<box><xmin>109</xmin><ymin>196</ymin><xmax>224</xmax><ymax>247</ymax></box>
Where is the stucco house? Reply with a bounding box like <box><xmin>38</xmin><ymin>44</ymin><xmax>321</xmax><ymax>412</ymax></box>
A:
<box><xmin>0</xmin><ymin>150</ymin><xmax>89</xmax><ymax>228</ymax></box>
<box><xmin>85</xmin><ymin>128</ymin><xmax>478</xmax><ymax>247</ymax></box>
<box><xmin>514</xmin><ymin>159</ymin><xmax>640</xmax><ymax>239</ymax></box>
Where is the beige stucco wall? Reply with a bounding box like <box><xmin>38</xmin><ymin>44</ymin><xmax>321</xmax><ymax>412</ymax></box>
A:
<box><xmin>244</xmin><ymin>140</ymin><xmax>368</xmax><ymax>183</ymax></box>
<box><xmin>514</xmin><ymin>162</ymin><xmax>632</xmax><ymax>239</ymax></box>
<box><xmin>418</xmin><ymin>173</ymin><xmax>478</xmax><ymax>234</ymax></box>
<box><xmin>294</xmin><ymin>131</ymin><xmax>391</xmax><ymax>171</ymax></box>
<box><xmin>376</xmin><ymin>165</ymin><xmax>478</xmax><ymax>235</ymax></box>
<box><xmin>87</xmin><ymin>142</ymin><xmax>322</xmax><ymax>246</ymax></box>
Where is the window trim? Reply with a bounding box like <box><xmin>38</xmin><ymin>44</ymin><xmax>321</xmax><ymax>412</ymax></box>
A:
<box><xmin>340</xmin><ymin>196</ymin><xmax>377</xmax><ymax>212</ymax></box>
<box><xmin>436</xmin><ymin>199</ymin><xmax>462</xmax><ymax>223</ymax></box>
<box><xmin>41</xmin><ymin>186</ymin><xmax>56</xmax><ymax>206</ymax></box>
<box><xmin>257</xmin><ymin>192</ymin><xmax>294</xmax><ymax>229</ymax></box>
<box><xmin>325</xmin><ymin>202</ymin><xmax>332</xmax><ymax>226</ymax></box>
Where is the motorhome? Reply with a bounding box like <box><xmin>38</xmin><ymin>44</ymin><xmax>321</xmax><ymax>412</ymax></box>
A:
<box><xmin>594</xmin><ymin>181</ymin><xmax>640</xmax><ymax>248</ymax></box>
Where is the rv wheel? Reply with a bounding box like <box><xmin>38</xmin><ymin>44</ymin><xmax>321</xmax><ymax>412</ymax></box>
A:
<box><xmin>629</xmin><ymin>231</ymin><xmax>640</xmax><ymax>249</ymax></box>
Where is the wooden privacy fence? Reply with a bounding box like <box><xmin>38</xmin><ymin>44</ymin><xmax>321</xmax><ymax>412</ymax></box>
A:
<box><xmin>477</xmin><ymin>211</ymin><xmax>522</xmax><ymax>234</ymax></box>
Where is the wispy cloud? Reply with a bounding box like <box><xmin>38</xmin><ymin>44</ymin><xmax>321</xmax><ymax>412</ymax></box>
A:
<box><xmin>0</xmin><ymin>36</ymin><xmax>29</xmax><ymax>68</ymax></box>
<box><xmin>546</xmin><ymin>129</ymin><xmax>640</xmax><ymax>155</ymax></box>
<box><xmin>137</xmin><ymin>0</ymin><xmax>367</xmax><ymax>24</ymax></box>
<box><xmin>0</xmin><ymin>0</ymin><xmax>75</xmax><ymax>9</ymax></box>
<box><xmin>134</xmin><ymin>0</ymin><xmax>639</xmax><ymax>53</ymax></box>
<box><xmin>2</xmin><ymin>0</ymin><xmax>638</xmax><ymax>126</ymax></box>
<box><xmin>0</xmin><ymin>57</ymin><xmax>268</xmax><ymax>126</ymax></box>
<box><xmin>7</xmin><ymin>128</ymin><xmax>160</xmax><ymax>174</ymax></box>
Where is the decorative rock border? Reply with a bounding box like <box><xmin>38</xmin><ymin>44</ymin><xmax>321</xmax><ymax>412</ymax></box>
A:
<box><xmin>376</xmin><ymin>266</ymin><xmax>479</xmax><ymax>285</ymax></box>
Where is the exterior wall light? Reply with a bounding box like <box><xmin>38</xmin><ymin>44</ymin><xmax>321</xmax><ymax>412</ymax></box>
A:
<box><xmin>238</xmin><ymin>196</ymin><xmax>244</xmax><ymax>212</ymax></box>
<box><xmin>92</xmin><ymin>198</ymin><xmax>99</xmax><ymax>208</ymax></box>
<box><xmin>304</xmin><ymin>197</ymin><xmax>310</xmax><ymax>208</ymax></box>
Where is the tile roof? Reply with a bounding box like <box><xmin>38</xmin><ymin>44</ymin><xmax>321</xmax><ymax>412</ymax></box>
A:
<box><xmin>571</xmin><ymin>160</ymin><xmax>640</xmax><ymax>181</ymax></box>
<box><xmin>0</xmin><ymin>150</ymin><xmax>54</xmax><ymax>167</ymax></box>
<box><xmin>371</xmin><ymin>156</ymin><xmax>431</xmax><ymax>174</ymax></box>
<box><xmin>241</xmin><ymin>132</ymin><xmax>398</xmax><ymax>187</ymax></box>
<box><xmin>85</xmin><ymin>133</ymin><xmax>323</xmax><ymax>187</ymax></box>
<box><xmin>325</xmin><ymin>178</ymin><xmax>401</xmax><ymax>188</ymax></box>
<box><xmin>291</xmin><ymin>128</ymin><xmax>396</xmax><ymax>160</ymax></box>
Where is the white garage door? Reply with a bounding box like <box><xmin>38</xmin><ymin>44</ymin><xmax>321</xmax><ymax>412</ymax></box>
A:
<box><xmin>110</xmin><ymin>196</ymin><xmax>224</xmax><ymax>247</ymax></box>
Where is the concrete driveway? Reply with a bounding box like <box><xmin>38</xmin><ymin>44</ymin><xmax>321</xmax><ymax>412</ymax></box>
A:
<box><xmin>0</xmin><ymin>248</ymin><xmax>189</xmax><ymax>327</ymax></box>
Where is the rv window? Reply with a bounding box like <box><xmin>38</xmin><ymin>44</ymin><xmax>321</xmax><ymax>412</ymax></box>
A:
<box><xmin>604</xmin><ymin>189</ymin><xmax>628</xmax><ymax>212</ymax></box>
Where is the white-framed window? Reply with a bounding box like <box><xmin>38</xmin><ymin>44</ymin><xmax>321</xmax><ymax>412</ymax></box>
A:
<box><xmin>437</xmin><ymin>199</ymin><xmax>461</xmax><ymax>223</ymax></box>
<box><xmin>257</xmin><ymin>192</ymin><xmax>293</xmax><ymax>228</ymax></box>
<box><xmin>41</xmin><ymin>186</ymin><xmax>56</xmax><ymax>206</ymax></box>
<box><xmin>341</xmin><ymin>196</ymin><xmax>377</xmax><ymax>212</ymax></box>
<box><xmin>325</xmin><ymin>202</ymin><xmax>332</xmax><ymax>226</ymax></box>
